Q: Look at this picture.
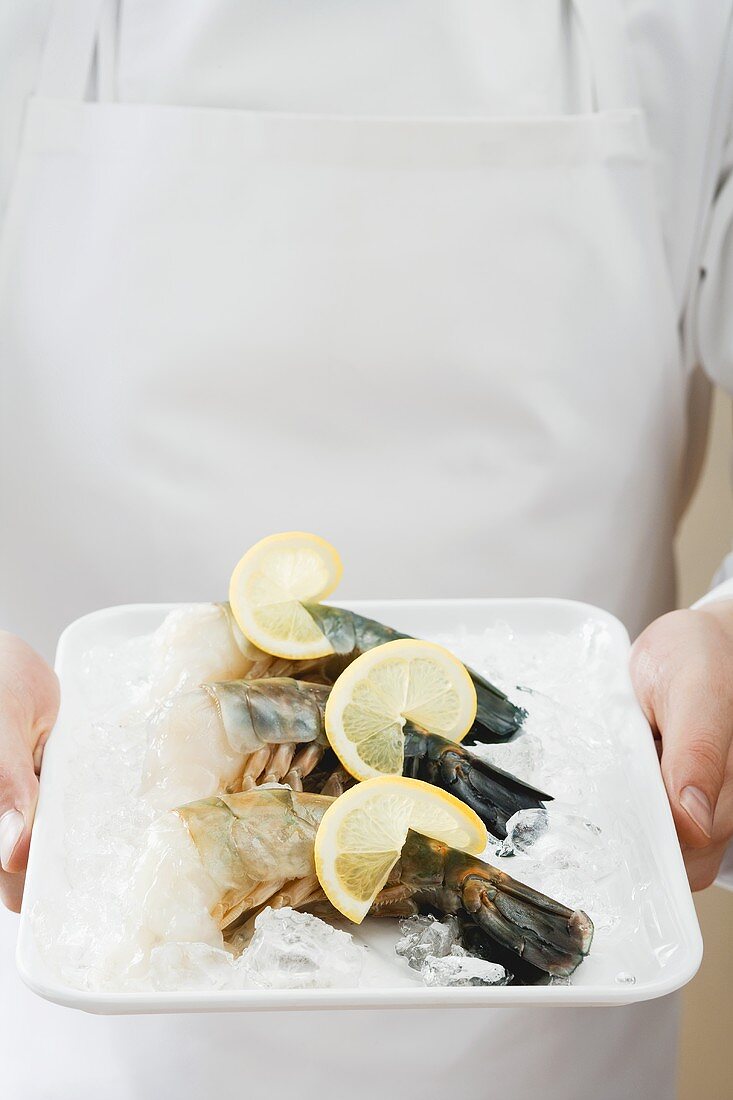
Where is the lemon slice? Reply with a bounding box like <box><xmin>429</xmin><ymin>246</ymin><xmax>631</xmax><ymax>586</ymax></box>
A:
<box><xmin>229</xmin><ymin>532</ymin><xmax>343</xmax><ymax>659</ymax></box>
<box><xmin>314</xmin><ymin>776</ymin><xmax>486</xmax><ymax>923</ymax></box>
<box><xmin>324</xmin><ymin>639</ymin><xmax>477</xmax><ymax>780</ymax></box>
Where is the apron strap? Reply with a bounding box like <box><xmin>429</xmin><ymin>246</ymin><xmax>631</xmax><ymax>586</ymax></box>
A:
<box><xmin>37</xmin><ymin>0</ymin><xmax>115</xmax><ymax>102</ymax></box>
<box><xmin>572</xmin><ymin>0</ymin><xmax>641</xmax><ymax>112</ymax></box>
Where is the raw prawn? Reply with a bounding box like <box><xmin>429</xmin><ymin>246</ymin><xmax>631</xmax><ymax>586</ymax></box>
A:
<box><xmin>142</xmin><ymin>677</ymin><xmax>548</xmax><ymax>836</ymax></box>
<box><xmin>167</xmin><ymin>789</ymin><xmax>592</xmax><ymax>979</ymax></box>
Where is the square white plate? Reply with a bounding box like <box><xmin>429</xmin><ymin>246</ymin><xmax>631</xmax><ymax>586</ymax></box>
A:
<box><xmin>17</xmin><ymin>598</ymin><xmax>702</xmax><ymax>1013</ymax></box>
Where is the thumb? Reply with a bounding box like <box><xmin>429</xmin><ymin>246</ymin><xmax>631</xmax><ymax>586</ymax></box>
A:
<box><xmin>658</xmin><ymin>673</ymin><xmax>732</xmax><ymax>848</ymax></box>
<box><xmin>631</xmin><ymin>611</ymin><xmax>733</xmax><ymax>849</ymax></box>
<box><xmin>0</xmin><ymin>633</ymin><xmax>59</xmax><ymax>887</ymax></box>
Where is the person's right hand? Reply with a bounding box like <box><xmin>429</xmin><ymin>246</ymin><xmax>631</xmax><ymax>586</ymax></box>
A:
<box><xmin>0</xmin><ymin>632</ymin><xmax>59</xmax><ymax>912</ymax></box>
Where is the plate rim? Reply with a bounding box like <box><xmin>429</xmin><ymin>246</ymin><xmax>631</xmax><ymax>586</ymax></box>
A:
<box><xmin>16</xmin><ymin>596</ymin><xmax>703</xmax><ymax>1013</ymax></box>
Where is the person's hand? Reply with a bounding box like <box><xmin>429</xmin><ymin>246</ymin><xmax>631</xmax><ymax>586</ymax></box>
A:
<box><xmin>0</xmin><ymin>632</ymin><xmax>59</xmax><ymax>912</ymax></box>
<box><xmin>630</xmin><ymin>601</ymin><xmax>733</xmax><ymax>890</ymax></box>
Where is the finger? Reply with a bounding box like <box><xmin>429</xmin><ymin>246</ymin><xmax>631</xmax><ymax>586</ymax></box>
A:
<box><xmin>655</xmin><ymin>663</ymin><xmax>733</xmax><ymax>850</ymax></box>
<box><xmin>684</xmin><ymin>747</ymin><xmax>733</xmax><ymax>891</ymax></box>
<box><xmin>0</xmin><ymin>633</ymin><xmax>59</xmax><ymax>877</ymax></box>
<box><xmin>0</xmin><ymin>867</ymin><xmax>26</xmax><ymax>913</ymax></box>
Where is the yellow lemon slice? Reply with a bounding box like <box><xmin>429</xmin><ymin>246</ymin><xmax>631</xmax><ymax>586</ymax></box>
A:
<box><xmin>314</xmin><ymin>776</ymin><xmax>487</xmax><ymax>923</ymax></box>
<box><xmin>229</xmin><ymin>532</ymin><xmax>342</xmax><ymax>659</ymax></box>
<box><xmin>324</xmin><ymin>639</ymin><xmax>477</xmax><ymax>780</ymax></box>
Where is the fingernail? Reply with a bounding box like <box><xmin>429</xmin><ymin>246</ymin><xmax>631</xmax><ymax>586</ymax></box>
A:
<box><xmin>680</xmin><ymin>786</ymin><xmax>713</xmax><ymax>838</ymax></box>
<box><xmin>0</xmin><ymin>810</ymin><xmax>25</xmax><ymax>870</ymax></box>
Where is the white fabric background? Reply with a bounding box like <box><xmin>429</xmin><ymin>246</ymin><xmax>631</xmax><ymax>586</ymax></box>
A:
<box><xmin>0</xmin><ymin>3</ymin><xmax>732</xmax><ymax>1097</ymax></box>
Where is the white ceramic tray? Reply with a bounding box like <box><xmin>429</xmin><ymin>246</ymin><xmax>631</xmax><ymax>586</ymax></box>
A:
<box><xmin>17</xmin><ymin>599</ymin><xmax>702</xmax><ymax>1013</ymax></box>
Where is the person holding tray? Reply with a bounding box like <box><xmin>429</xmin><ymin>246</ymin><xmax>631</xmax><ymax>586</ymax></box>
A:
<box><xmin>0</xmin><ymin>1</ymin><xmax>732</xmax><ymax>1097</ymax></box>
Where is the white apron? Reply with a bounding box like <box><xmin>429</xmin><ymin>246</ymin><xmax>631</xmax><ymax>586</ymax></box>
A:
<box><xmin>0</xmin><ymin>1</ymin><xmax>684</xmax><ymax>1097</ymax></box>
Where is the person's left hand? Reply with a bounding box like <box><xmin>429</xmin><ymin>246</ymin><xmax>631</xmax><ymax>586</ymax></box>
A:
<box><xmin>631</xmin><ymin>600</ymin><xmax>733</xmax><ymax>890</ymax></box>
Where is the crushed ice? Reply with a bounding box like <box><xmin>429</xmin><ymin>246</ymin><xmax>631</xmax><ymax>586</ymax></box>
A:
<box><xmin>147</xmin><ymin>908</ymin><xmax>365</xmax><ymax>992</ymax></box>
<box><xmin>395</xmin><ymin>915</ymin><xmax>465</xmax><ymax>970</ymax></box>
<box><xmin>422</xmin><ymin>956</ymin><xmax>508</xmax><ymax>988</ymax></box>
<box><xmin>245</xmin><ymin>907</ymin><xmax>365</xmax><ymax>989</ymax></box>
<box><xmin>31</xmin><ymin>605</ymin><xmax>652</xmax><ymax>992</ymax></box>
<box><xmin>395</xmin><ymin>915</ymin><xmax>509</xmax><ymax>988</ymax></box>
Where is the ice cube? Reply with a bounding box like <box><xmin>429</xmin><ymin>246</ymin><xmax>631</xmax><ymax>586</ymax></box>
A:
<box><xmin>496</xmin><ymin>807</ymin><xmax>550</xmax><ymax>856</ymax></box>
<box><xmin>244</xmin><ymin>907</ymin><xmax>365</xmax><ymax>989</ymax></box>
<box><xmin>471</xmin><ymin>732</ymin><xmax>545</xmax><ymax>789</ymax></box>
<box><xmin>395</xmin><ymin>915</ymin><xmax>464</xmax><ymax>971</ymax></box>
<box><xmin>148</xmin><ymin>942</ymin><xmax>245</xmax><ymax>991</ymax></box>
<box><xmin>498</xmin><ymin>808</ymin><xmax>618</xmax><ymax>880</ymax></box>
<box><xmin>504</xmin><ymin>689</ymin><xmax>615</xmax><ymax>802</ymax></box>
<box><xmin>421</xmin><ymin>955</ymin><xmax>509</xmax><ymax>987</ymax></box>
<box><xmin>493</xmin><ymin>807</ymin><xmax>624</xmax><ymax>939</ymax></box>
